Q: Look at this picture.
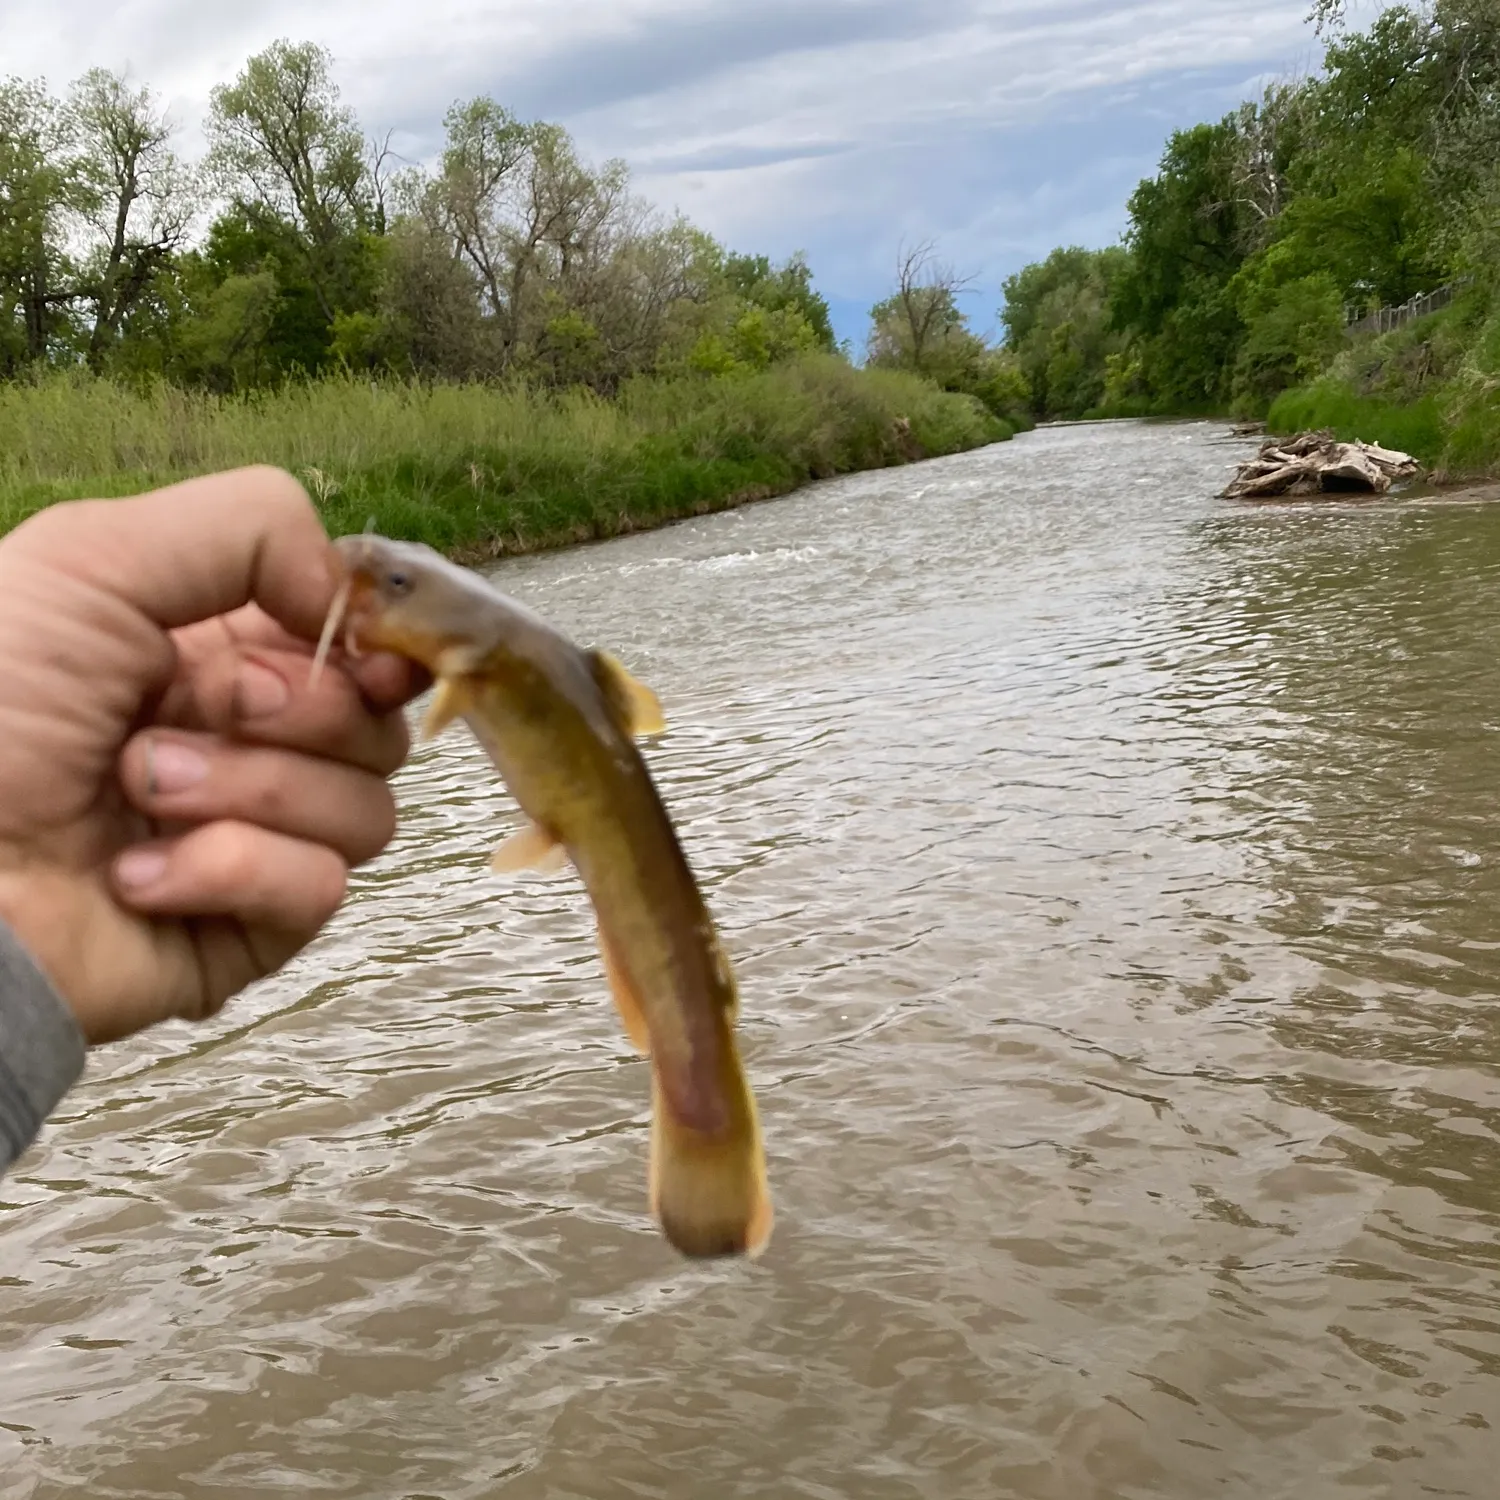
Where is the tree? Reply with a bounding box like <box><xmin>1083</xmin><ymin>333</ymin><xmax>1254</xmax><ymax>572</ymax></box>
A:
<box><xmin>422</xmin><ymin>100</ymin><xmax>769</xmax><ymax>389</ymax></box>
<box><xmin>867</xmin><ymin>241</ymin><xmax>1028</xmax><ymax>421</ymax></box>
<box><xmin>1422</xmin><ymin>0</ymin><xmax>1500</xmax><ymax>239</ymax></box>
<box><xmin>1310</xmin><ymin>0</ymin><xmax>1348</xmax><ymax>33</ymax></box>
<box><xmin>206</xmin><ymin>40</ymin><xmax>374</xmax><ymax>321</ymax></box>
<box><xmin>363</xmin><ymin>204</ymin><xmax>489</xmax><ymax>378</ymax></box>
<box><xmin>723</xmin><ymin>250</ymin><xmax>835</xmax><ymax>351</ymax></box>
<box><xmin>867</xmin><ymin>241</ymin><xmax>976</xmax><ymax>376</ymax></box>
<box><xmin>0</xmin><ymin>76</ymin><xmax>88</xmax><ymax>372</ymax></box>
<box><xmin>561</xmin><ymin>212</ymin><xmax>721</xmax><ymax>386</ymax></box>
<box><xmin>1229</xmin><ymin>261</ymin><xmax>1347</xmax><ymax>411</ymax></box>
<box><xmin>1109</xmin><ymin>121</ymin><xmax>1252</xmax><ymax>410</ymax></box>
<box><xmin>69</xmin><ymin>68</ymin><xmax>197</xmax><ymax>371</ymax></box>
<box><xmin>0</xmin><ymin>44</ymin><xmax>866</xmax><ymax>398</ymax></box>
<box><xmin>1000</xmin><ymin>246</ymin><xmax>1130</xmax><ymax>418</ymax></box>
<box><xmin>434</xmin><ymin>99</ymin><xmax>635</xmax><ymax>374</ymax></box>
<box><xmin>1223</xmin><ymin>81</ymin><xmax>1320</xmax><ymax>246</ymax></box>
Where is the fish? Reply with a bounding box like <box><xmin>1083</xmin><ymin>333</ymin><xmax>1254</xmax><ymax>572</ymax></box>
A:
<box><xmin>321</xmin><ymin>532</ymin><xmax>774</xmax><ymax>1261</ymax></box>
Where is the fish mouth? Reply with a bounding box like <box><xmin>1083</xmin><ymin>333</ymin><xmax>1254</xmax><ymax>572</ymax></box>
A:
<box><xmin>310</xmin><ymin>537</ymin><xmax>405</xmax><ymax>684</ymax></box>
<box><xmin>338</xmin><ymin>573</ymin><xmax>384</xmax><ymax>653</ymax></box>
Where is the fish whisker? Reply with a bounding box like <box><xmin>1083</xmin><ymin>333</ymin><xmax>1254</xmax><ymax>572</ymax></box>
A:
<box><xmin>309</xmin><ymin>574</ymin><xmax>352</xmax><ymax>690</ymax></box>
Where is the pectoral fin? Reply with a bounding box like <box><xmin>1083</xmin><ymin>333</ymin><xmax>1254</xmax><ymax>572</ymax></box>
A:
<box><xmin>421</xmin><ymin>677</ymin><xmax>471</xmax><ymax>742</ymax></box>
<box><xmin>587</xmin><ymin>649</ymin><xmax>666</xmax><ymax>738</ymax></box>
<box><xmin>490</xmin><ymin>820</ymin><xmax>570</xmax><ymax>875</ymax></box>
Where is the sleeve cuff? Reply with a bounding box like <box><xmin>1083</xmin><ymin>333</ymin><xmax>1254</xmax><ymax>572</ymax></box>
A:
<box><xmin>0</xmin><ymin>919</ymin><xmax>86</xmax><ymax>1170</ymax></box>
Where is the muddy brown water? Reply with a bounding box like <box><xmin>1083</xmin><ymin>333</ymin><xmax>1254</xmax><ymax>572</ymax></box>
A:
<box><xmin>5</xmin><ymin>419</ymin><xmax>1500</xmax><ymax>1498</ymax></box>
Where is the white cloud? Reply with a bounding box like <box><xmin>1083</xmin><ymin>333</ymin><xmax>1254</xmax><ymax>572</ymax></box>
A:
<box><xmin>1</xmin><ymin>0</ymin><xmax>1375</xmax><ymax>342</ymax></box>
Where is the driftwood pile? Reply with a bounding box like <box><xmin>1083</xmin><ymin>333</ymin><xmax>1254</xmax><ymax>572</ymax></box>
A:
<box><xmin>1221</xmin><ymin>429</ymin><xmax>1421</xmax><ymax>500</ymax></box>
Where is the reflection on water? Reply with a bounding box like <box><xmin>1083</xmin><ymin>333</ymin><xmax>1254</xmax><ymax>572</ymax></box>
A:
<box><xmin>4</xmin><ymin>420</ymin><xmax>1500</xmax><ymax>1498</ymax></box>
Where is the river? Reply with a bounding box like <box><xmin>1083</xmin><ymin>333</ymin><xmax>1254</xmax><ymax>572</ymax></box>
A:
<box><xmin>5</xmin><ymin>418</ymin><xmax>1500</xmax><ymax>1498</ymax></box>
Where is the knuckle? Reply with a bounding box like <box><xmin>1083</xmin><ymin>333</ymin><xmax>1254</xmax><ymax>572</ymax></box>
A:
<box><xmin>205</xmin><ymin>823</ymin><xmax>263</xmax><ymax>891</ymax></box>
<box><xmin>315</xmin><ymin>676</ymin><xmax>364</xmax><ymax>735</ymax></box>
<box><xmin>356</xmin><ymin>790</ymin><xmax>399</xmax><ymax>862</ymax></box>
<box><xmin>329</xmin><ymin>779</ymin><xmax>396</xmax><ymax>866</ymax></box>
<box><xmin>243</xmin><ymin>464</ymin><xmax>314</xmax><ymax>514</ymax></box>
<box><xmin>246</xmin><ymin>769</ymin><xmax>292</xmax><ymax>825</ymax></box>
<box><xmin>11</xmin><ymin>498</ymin><xmax>103</xmax><ymax>555</ymax></box>
<box><xmin>228</xmin><ymin>465</ymin><xmax>327</xmax><ymax>547</ymax></box>
<box><xmin>370</xmin><ymin>717</ymin><xmax>410</xmax><ymax>777</ymax></box>
<box><xmin>306</xmin><ymin>853</ymin><xmax>349</xmax><ymax>920</ymax></box>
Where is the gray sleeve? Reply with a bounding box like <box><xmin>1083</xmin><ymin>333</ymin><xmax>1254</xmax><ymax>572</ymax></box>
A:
<box><xmin>0</xmin><ymin>922</ymin><xmax>86</xmax><ymax>1174</ymax></box>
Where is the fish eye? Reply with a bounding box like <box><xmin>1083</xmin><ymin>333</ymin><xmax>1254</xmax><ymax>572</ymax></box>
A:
<box><xmin>387</xmin><ymin>569</ymin><xmax>412</xmax><ymax>594</ymax></box>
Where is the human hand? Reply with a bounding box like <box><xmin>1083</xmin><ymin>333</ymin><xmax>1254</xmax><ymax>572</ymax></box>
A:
<box><xmin>0</xmin><ymin>467</ymin><xmax>429</xmax><ymax>1045</ymax></box>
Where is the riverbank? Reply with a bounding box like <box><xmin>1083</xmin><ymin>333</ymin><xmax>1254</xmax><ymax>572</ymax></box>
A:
<box><xmin>1264</xmin><ymin>284</ymin><xmax>1500</xmax><ymax>483</ymax></box>
<box><xmin>0</xmin><ymin>357</ymin><xmax>1014</xmax><ymax>558</ymax></box>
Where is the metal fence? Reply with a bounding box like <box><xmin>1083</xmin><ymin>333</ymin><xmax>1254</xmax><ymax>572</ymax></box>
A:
<box><xmin>1344</xmin><ymin>278</ymin><xmax>1471</xmax><ymax>338</ymax></box>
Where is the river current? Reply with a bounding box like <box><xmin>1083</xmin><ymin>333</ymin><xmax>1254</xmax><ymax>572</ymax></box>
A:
<box><xmin>5</xmin><ymin>419</ymin><xmax>1500</xmax><ymax>1498</ymax></box>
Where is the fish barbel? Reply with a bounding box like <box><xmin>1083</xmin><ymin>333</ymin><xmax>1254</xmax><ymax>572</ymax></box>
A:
<box><xmin>323</xmin><ymin>532</ymin><xmax>773</xmax><ymax>1260</ymax></box>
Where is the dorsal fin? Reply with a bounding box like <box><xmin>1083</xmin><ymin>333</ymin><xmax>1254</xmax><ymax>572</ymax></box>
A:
<box><xmin>586</xmin><ymin>649</ymin><xmax>666</xmax><ymax>738</ymax></box>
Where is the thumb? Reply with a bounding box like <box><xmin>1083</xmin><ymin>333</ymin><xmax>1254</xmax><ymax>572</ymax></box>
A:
<box><xmin>9</xmin><ymin>467</ymin><xmax>337</xmax><ymax>641</ymax></box>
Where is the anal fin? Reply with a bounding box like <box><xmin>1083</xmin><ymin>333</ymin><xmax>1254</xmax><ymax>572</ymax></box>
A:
<box><xmin>596</xmin><ymin>926</ymin><xmax>653</xmax><ymax>1055</ymax></box>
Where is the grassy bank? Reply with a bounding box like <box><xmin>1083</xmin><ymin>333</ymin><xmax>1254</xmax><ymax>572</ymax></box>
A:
<box><xmin>0</xmin><ymin>356</ymin><xmax>1014</xmax><ymax>555</ymax></box>
<box><xmin>1265</xmin><ymin>284</ymin><xmax>1500</xmax><ymax>481</ymax></box>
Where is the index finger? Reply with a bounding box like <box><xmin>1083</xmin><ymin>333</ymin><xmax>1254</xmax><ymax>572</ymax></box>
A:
<box><xmin>12</xmin><ymin>466</ymin><xmax>335</xmax><ymax>641</ymax></box>
<box><xmin>209</xmin><ymin>605</ymin><xmax>433</xmax><ymax>714</ymax></box>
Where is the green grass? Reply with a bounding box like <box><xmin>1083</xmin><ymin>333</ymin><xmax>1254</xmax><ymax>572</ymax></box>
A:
<box><xmin>0</xmin><ymin>356</ymin><xmax>1012</xmax><ymax>553</ymax></box>
<box><xmin>1266</xmin><ymin>382</ymin><xmax>1449</xmax><ymax>465</ymax></box>
<box><xmin>1266</xmin><ymin>287</ymin><xmax>1500</xmax><ymax>481</ymax></box>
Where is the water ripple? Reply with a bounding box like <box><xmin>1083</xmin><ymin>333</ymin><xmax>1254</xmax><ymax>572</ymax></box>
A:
<box><xmin>5</xmin><ymin>420</ymin><xmax>1500</xmax><ymax>1497</ymax></box>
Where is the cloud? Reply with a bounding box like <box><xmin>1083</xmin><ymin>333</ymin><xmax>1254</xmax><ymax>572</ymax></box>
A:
<box><xmin>491</xmin><ymin>0</ymin><xmax>948</xmax><ymax>119</ymax></box>
<box><xmin>1</xmin><ymin>0</ymin><xmax>1365</xmax><ymax>348</ymax></box>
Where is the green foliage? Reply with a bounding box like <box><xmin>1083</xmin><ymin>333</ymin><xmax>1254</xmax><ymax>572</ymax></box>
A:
<box><xmin>1270</xmin><ymin>146</ymin><xmax>1444</xmax><ymax>313</ymax></box>
<box><xmin>0</xmin><ymin>76</ymin><xmax>91</xmax><ymax>371</ymax></box>
<box><xmin>1266</xmin><ymin>381</ymin><xmax>1448</xmax><ymax>465</ymax></box>
<box><xmin>866</xmin><ymin>245</ymin><xmax>1030</xmax><ymax>425</ymax></box>
<box><xmin>1002</xmin><ymin>0</ymin><xmax>1500</xmax><ymax>465</ymax></box>
<box><xmin>866</xmin><ymin>286</ymin><xmax>967</xmax><ymax>372</ymax></box>
<box><xmin>722</xmin><ymin>251</ymin><xmax>836</xmax><ymax>351</ymax></box>
<box><xmin>206</xmin><ymin>39</ymin><xmax>373</xmax><ymax>304</ymax></box>
<box><xmin>1108</xmin><ymin>121</ymin><xmax>1250</xmax><ymax>413</ymax></box>
<box><xmin>1265</xmin><ymin>282</ymin><xmax>1500</xmax><ymax>474</ymax></box>
<box><xmin>1000</xmin><ymin>246</ymin><xmax>1129</xmax><ymax>418</ymax></box>
<box><xmin>966</xmin><ymin>353</ymin><xmax>1031</xmax><ymax>423</ymax></box>
<box><xmin>0</xmin><ymin>42</ymin><xmax>854</xmax><ymax>406</ymax></box>
<box><xmin>1229</xmin><ymin>264</ymin><xmax>1347</xmax><ymax>414</ymax></box>
<box><xmin>202</xmin><ymin>207</ymin><xmax>341</xmax><ymax>375</ymax></box>
<box><xmin>0</xmin><ymin>357</ymin><xmax>1010</xmax><ymax>542</ymax></box>
<box><xmin>684</xmin><ymin>303</ymin><xmax>823</xmax><ymax>377</ymax></box>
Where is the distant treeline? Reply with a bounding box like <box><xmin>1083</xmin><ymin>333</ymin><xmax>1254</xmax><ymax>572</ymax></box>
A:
<box><xmin>0</xmin><ymin>43</ymin><xmax>841</xmax><ymax>392</ymax></box>
<box><xmin>997</xmin><ymin>0</ymin><xmax>1500</xmax><ymax>472</ymax></box>
<box><xmin>0</xmin><ymin>41</ymin><xmax>1030</xmax><ymax>431</ymax></box>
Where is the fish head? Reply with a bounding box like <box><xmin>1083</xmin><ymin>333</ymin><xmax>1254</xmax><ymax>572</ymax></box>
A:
<box><xmin>328</xmin><ymin>533</ymin><xmax>502</xmax><ymax>675</ymax></box>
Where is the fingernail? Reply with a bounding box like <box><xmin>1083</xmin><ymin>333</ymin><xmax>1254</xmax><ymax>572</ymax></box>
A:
<box><xmin>147</xmin><ymin>738</ymin><xmax>209</xmax><ymax>795</ymax></box>
<box><xmin>236</xmin><ymin>660</ymin><xmax>291</xmax><ymax>719</ymax></box>
<box><xmin>116</xmin><ymin>849</ymin><xmax>169</xmax><ymax>889</ymax></box>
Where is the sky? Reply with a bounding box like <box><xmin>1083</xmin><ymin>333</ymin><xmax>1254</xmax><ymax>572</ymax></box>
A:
<box><xmin>2</xmin><ymin>0</ymin><xmax>1389</xmax><ymax>350</ymax></box>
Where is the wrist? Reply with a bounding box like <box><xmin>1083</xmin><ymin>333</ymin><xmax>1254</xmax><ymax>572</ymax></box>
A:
<box><xmin>0</xmin><ymin>867</ymin><xmax>91</xmax><ymax>1042</ymax></box>
<box><xmin>0</xmin><ymin>912</ymin><xmax>87</xmax><ymax>1167</ymax></box>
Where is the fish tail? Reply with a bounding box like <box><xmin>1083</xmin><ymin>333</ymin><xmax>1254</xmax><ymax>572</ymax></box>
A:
<box><xmin>647</xmin><ymin>1034</ymin><xmax>773</xmax><ymax>1261</ymax></box>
